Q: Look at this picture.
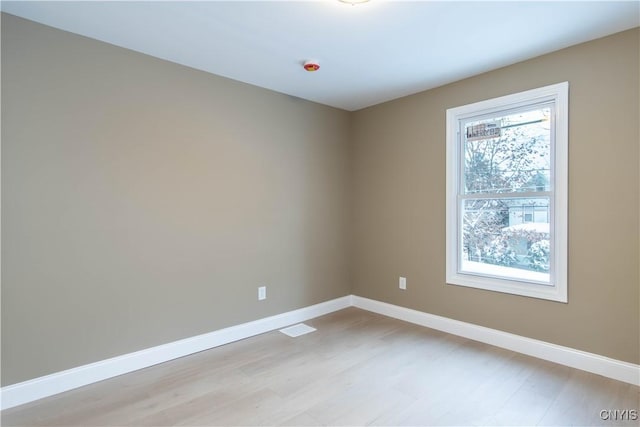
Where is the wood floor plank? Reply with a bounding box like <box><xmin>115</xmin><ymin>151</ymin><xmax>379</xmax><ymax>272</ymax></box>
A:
<box><xmin>538</xmin><ymin>369</ymin><xmax>640</xmax><ymax>426</ymax></box>
<box><xmin>2</xmin><ymin>307</ymin><xmax>638</xmax><ymax>426</ymax></box>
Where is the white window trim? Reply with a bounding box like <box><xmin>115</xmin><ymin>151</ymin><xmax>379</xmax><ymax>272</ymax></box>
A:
<box><xmin>446</xmin><ymin>82</ymin><xmax>568</xmax><ymax>303</ymax></box>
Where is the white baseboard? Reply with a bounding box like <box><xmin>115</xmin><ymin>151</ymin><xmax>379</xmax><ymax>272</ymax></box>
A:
<box><xmin>3</xmin><ymin>294</ymin><xmax>638</xmax><ymax>411</ymax></box>
<box><xmin>0</xmin><ymin>295</ymin><xmax>352</xmax><ymax>410</ymax></box>
<box><xmin>351</xmin><ymin>295</ymin><xmax>640</xmax><ymax>387</ymax></box>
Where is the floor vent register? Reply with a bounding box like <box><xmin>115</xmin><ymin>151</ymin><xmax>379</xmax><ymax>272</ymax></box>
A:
<box><xmin>279</xmin><ymin>323</ymin><xmax>316</xmax><ymax>337</ymax></box>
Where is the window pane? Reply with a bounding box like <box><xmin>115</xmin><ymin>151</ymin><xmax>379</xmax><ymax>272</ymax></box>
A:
<box><xmin>463</xmin><ymin>108</ymin><xmax>551</xmax><ymax>194</ymax></box>
<box><xmin>461</xmin><ymin>197</ymin><xmax>551</xmax><ymax>284</ymax></box>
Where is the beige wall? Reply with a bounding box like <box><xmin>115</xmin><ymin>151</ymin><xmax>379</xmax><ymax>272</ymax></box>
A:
<box><xmin>351</xmin><ymin>28</ymin><xmax>639</xmax><ymax>364</ymax></box>
<box><xmin>1</xmin><ymin>14</ymin><xmax>352</xmax><ymax>385</ymax></box>
<box><xmin>2</xmin><ymin>13</ymin><xmax>639</xmax><ymax>387</ymax></box>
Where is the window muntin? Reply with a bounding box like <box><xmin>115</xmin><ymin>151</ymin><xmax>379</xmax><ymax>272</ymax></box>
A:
<box><xmin>446</xmin><ymin>83</ymin><xmax>568</xmax><ymax>302</ymax></box>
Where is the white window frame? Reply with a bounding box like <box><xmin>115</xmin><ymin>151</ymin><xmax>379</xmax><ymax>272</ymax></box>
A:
<box><xmin>446</xmin><ymin>82</ymin><xmax>568</xmax><ymax>303</ymax></box>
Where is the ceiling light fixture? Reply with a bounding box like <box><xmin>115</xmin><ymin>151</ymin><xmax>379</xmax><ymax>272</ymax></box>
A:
<box><xmin>338</xmin><ymin>0</ymin><xmax>370</xmax><ymax>5</ymax></box>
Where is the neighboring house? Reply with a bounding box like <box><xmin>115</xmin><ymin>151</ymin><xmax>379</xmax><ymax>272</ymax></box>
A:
<box><xmin>507</xmin><ymin>202</ymin><xmax>550</xmax><ymax>227</ymax></box>
<box><xmin>502</xmin><ymin>201</ymin><xmax>551</xmax><ymax>271</ymax></box>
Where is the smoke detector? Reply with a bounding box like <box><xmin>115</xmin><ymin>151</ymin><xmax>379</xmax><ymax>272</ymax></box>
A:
<box><xmin>303</xmin><ymin>60</ymin><xmax>320</xmax><ymax>72</ymax></box>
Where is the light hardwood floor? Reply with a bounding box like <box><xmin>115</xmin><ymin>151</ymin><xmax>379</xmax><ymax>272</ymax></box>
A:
<box><xmin>2</xmin><ymin>308</ymin><xmax>639</xmax><ymax>426</ymax></box>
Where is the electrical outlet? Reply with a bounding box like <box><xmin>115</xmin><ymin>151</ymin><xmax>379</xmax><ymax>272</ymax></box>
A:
<box><xmin>258</xmin><ymin>286</ymin><xmax>267</xmax><ymax>301</ymax></box>
<box><xmin>399</xmin><ymin>276</ymin><xmax>407</xmax><ymax>290</ymax></box>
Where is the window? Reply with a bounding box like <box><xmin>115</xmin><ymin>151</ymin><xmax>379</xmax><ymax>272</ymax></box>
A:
<box><xmin>446</xmin><ymin>83</ymin><xmax>568</xmax><ymax>302</ymax></box>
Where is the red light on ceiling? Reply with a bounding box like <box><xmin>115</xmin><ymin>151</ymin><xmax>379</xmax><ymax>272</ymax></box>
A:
<box><xmin>303</xmin><ymin>60</ymin><xmax>320</xmax><ymax>72</ymax></box>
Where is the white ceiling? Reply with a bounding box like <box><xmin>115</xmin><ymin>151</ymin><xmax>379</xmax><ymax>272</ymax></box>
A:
<box><xmin>2</xmin><ymin>1</ymin><xmax>639</xmax><ymax>111</ymax></box>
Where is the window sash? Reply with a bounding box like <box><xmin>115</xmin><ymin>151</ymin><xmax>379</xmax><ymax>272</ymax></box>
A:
<box><xmin>458</xmin><ymin>101</ymin><xmax>555</xmax><ymax>196</ymax></box>
<box><xmin>456</xmin><ymin>195</ymin><xmax>555</xmax><ymax>286</ymax></box>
